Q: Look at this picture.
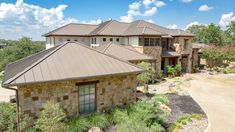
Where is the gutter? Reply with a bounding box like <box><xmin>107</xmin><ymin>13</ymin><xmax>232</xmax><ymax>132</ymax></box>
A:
<box><xmin>2</xmin><ymin>84</ymin><xmax>20</xmax><ymax>132</ymax></box>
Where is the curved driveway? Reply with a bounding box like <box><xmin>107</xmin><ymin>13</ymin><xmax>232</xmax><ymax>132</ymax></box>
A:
<box><xmin>188</xmin><ymin>73</ymin><xmax>235</xmax><ymax>132</ymax></box>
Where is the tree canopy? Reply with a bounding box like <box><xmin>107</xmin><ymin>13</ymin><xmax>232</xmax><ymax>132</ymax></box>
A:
<box><xmin>186</xmin><ymin>21</ymin><xmax>235</xmax><ymax>46</ymax></box>
<box><xmin>0</xmin><ymin>37</ymin><xmax>45</xmax><ymax>71</ymax></box>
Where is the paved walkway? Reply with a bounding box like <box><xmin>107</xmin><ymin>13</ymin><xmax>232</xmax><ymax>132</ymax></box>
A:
<box><xmin>187</xmin><ymin>73</ymin><xmax>235</xmax><ymax>132</ymax></box>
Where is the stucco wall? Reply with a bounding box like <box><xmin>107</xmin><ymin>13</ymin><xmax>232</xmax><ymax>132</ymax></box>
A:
<box><xmin>17</xmin><ymin>74</ymin><xmax>137</xmax><ymax>123</ymax></box>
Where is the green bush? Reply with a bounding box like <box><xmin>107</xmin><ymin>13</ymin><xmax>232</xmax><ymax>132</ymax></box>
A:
<box><xmin>0</xmin><ymin>71</ymin><xmax>3</xmax><ymax>82</ymax></box>
<box><xmin>0</xmin><ymin>103</ymin><xmax>17</xmax><ymax>132</ymax></box>
<box><xmin>167</xmin><ymin>64</ymin><xmax>181</xmax><ymax>77</ymax></box>
<box><xmin>34</xmin><ymin>100</ymin><xmax>66</xmax><ymax>131</ymax></box>
<box><xmin>86</xmin><ymin>113</ymin><xmax>109</xmax><ymax>129</ymax></box>
<box><xmin>137</xmin><ymin>62</ymin><xmax>156</xmax><ymax>84</ymax></box>
<box><xmin>67</xmin><ymin>117</ymin><xmax>89</xmax><ymax>132</ymax></box>
<box><xmin>223</xmin><ymin>68</ymin><xmax>235</xmax><ymax>74</ymax></box>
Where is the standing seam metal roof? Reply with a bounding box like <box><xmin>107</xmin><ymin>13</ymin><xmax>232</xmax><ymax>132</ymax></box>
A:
<box><xmin>2</xmin><ymin>42</ymin><xmax>143</xmax><ymax>86</ymax></box>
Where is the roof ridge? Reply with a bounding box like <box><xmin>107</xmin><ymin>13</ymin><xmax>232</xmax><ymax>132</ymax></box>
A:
<box><xmin>103</xmin><ymin>42</ymin><xmax>112</xmax><ymax>53</ymax></box>
<box><xmin>4</xmin><ymin>42</ymin><xmax>69</xmax><ymax>85</ymax></box>
<box><xmin>96</xmin><ymin>20</ymin><xmax>113</xmax><ymax>35</ymax></box>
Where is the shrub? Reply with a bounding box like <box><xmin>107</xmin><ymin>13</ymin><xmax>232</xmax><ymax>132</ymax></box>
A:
<box><xmin>34</xmin><ymin>100</ymin><xmax>66</xmax><ymax>131</ymax></box>
<box><xmin>167</xmin><ymin>64</ymin><xmax>181</xmax><ymax>77</ymax></box>
<box><xmin>86</xmin><ymin>113</ymin><xmax>109</xmax><ymax>129</ymax></box>
<box><xmin>137</xmin><ymin>62</ymin><xmax>156</xmax><ymax>84</ymax></box>
<box><xmin>0</xmin><ymin>71</ymin><xmax>3</xmax><ymax>82</ymax></box>
<box><xmin>0</xmin><ymin>103</ymin><xmax>17</xmax><ymax>132</ymax></box>
<box><xmin>67</xmin><ymin>117</ymin><xmax>89</xmax><ymax>132</ymax></box>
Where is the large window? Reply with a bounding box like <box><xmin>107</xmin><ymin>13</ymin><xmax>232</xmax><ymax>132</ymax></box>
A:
<box><xmin>184</xmin><ymin>39</ymin><xmax>189</xmax><ymax>50</ymax></box>
<box><xmin>78</xmin><ymin>84</ymin><xmax>96</xmax><ymax>114</ymax></box>
<box><xmin>139</xmin><ymin>37</ymin><xmax>160</xmax><ymax>46</ymax></box>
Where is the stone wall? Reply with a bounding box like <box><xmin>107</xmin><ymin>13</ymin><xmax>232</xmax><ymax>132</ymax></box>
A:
<box><xmin>17</xmin><ymin>74</ymin><xmax>137</xmax><ymax>124</ymax></box>
<box><xmin>143</xmin><ymin>46</ymin><xmax>162</xmax><ymax>75</ymax></box>
<box><xmin>192</xmin><ymin>49</ymin><xmax>199</xmax><ymax>67</ymax></box>
<box><xmin>172</xmin><ymin>37</ymin><xmax>193</xmax><ymax>73</ymax></box>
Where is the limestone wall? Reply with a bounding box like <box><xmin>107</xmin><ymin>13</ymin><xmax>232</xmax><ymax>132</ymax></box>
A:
<box><xmin>17</xmin><ymin>74</ymin><xmax>137</xmax><ymax>122</ymax></box>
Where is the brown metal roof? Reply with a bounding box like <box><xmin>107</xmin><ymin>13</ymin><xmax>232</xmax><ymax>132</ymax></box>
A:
<box><xmin>2</xmin><ymin>42</ymin><xmax>143</xmax><ymax>86</ymax></box>
<box><xmin>43</xmin><ymin>20</ymin><xmax>195</xmax><ymax>37</ymax></box>
<box><xmin>96</xmin><ymin>43</ymin><xmax>154</xmax><ymax>61</ymax></box>
<box><xmin>161</xmin><ymin>50</ymin><xmax>181</xmax><ymax>57</ymax></box>
<box><xmin>43</xmin><ymin>23</ymin><xmax>98</xmax><ymax>36</ymax></box>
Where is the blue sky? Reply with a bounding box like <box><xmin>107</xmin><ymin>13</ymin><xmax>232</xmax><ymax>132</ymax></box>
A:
<box><xmin>0</xmin><ymin>0</ymin><xmax>234</xmax><ymax>40</ymax></box>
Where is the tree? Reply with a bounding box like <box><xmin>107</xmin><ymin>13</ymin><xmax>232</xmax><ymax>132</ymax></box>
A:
<box><xmin>203</xmin><ymin>24</ymin><xmax>223</xmax><ymax>45</ymax></box>
<box><xmin>224</xmin><ymin>21</ymin><xmax>235</xmax><ymax>45</ymax></box>
<box><xmin>137</xmin><ymin>62</ymin><xmax>155</xmax><ymax>93</ymax></box>
<box><xmin>0</xmin><ymin>37</ymin><xmax>45</xmax><ymax>71</ymax></box>
<box><xmin>34</xmin><ymin>100</ymin><xmax>67</xmax><ymax>131</ymax></box>
<box><xmin>186</xmin><ymin>24</ymin><xmax>207</xmax><ymax>43</ymax></box>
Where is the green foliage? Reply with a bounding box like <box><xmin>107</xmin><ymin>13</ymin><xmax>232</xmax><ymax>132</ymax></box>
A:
<box><xmin>223</xmin><ymin>68</ymin><xmax>235</xmax><ymax>74</ymax></box>
<box><xmin>67</xmin><ymin>117</ymin><xmax>89</xmax><ymax>132</ymax></box>
<box><xmin>202</xmin><ymin>46</ymin><xmax>235</xmax><ymax>68</ymax></box>
<box><xmin>86</xmin><ymin>113</ymin><xmax>109</xmax><ymax>129</ymax></box>
<box><xmin>167</xmin><ymin>64</ymin><xmax>181</xmax><ymax>77</ymax></box>
<box><xmin>0</xmin><ymin>103</ymin><xmax>17</xmax><ymax>132</ymax></box>
<box><xmin>0</xmin><ymin>37</ymin><xmax>45</xmax><ymax>71</ymax></box>
<box><xmin>0</xmin><ymin>71</ymin><xmax>3</xmax><ymax>82</ymax></box>
<box><xmin>107</xmin><ymin>94</ymin><xmax>169</xmax><ymax>131</ymax></box>
<box><xmin>169</xmin><ymin>114</ymin><xmax>204</xmax><ymax>132</ymax></box>
<box><xmin>34</xmin><ymin>100</ymin><xmax>66</xmax><ymax>132</ymax></box>
<box><xmin>137</xmin><ymin>62</ymin><xmax>156</xmax><ymax>84</ymax></box>
<box><xmin>186</xmin><ymin>21</ymin><xmax>235</xmax><ymax>46</ymax></box>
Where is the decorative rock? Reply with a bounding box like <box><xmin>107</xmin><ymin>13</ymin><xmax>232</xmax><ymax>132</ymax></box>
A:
<box><xmin>88</xmin><ymin>127</ymin><xmax>102</xmax><ymax>132</ymax></box>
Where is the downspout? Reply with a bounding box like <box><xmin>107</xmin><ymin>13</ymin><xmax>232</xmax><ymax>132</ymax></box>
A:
<box><xmin>2</xmin><ymin>85</ymin><xmax>20</xmax><ymax>132</ymax></box>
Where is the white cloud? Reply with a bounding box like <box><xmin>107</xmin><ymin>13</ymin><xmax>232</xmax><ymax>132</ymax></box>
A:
<box><xmin>129</xmin><ymin>2</ymin><xmax>141</xmax><ymax>10</ymax></box>
<box><xmin>219</xmin><ymin>12</ymin><xmax>235</xmax><ymax>28</ymax></box>
<box><xmin>155</xmin><ymin>1</ymin><xmax>166</xmax><ymax>7</ymax></box>
<box><xmin>167</xmin><ymin>24</ymin><xmax>178</xmax><ymax>29</ymax></box>
<box><xmin>143</xmin><ymin>0</ymin><xmax>155</xmax><ymax>8</ymax></box>
<box><xmin>80</xmin><ymin>19</ymin><xmax>102</xmax><ymax>25</ymax></box>
<box><xmin>143</xmin><ymin>7</ymin><xmax>157</xmax><ymax>16</ymax></box>
<box><xmin>0</xmin><ymin>0</ymin><xmax>102</xmax><ymax>40</ymax></box>
<box><xmin>181</xmin><ymin>0</ymin><xmax>193</xmax><ymax>3</ymax></box>
<box><xmin>198</xmin><ymin>5</ymin><xmax>213</xmax><ymax>11</ymax></box>
<box><xmin>185</xmin><ymin>21</ymin><xmax>206</xmax><ymax>29</ymax></box>
<box><xmin>145</xmin><ymin>19</ymin><xmax>154</xmax><ymax>23</ymax></box>
<box><xmin>120</xmin><ymin>0</ymin><xmax>164</xmax><ymax>22</ymax></box>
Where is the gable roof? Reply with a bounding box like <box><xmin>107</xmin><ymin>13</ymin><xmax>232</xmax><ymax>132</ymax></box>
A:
<box><xmin>96</xmin><ymin>43</ymin><xmax>154</xmax><ymax>61</ymax></box>
<box><xmin>43</xmin><ymin>20</ymin><xmax>194</xmax><ymax>37</ymax></box>
<box><xmin>2</xmin><ymin>42</ymin><xmax>143</xmax><ymax>86</ymax></box>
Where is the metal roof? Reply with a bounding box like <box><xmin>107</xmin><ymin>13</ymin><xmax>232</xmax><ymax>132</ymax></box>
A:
<box><xmin>43</xmin><ymin>20</ymin><xmax>195</xmax><ymax>37</ymax></box>
<box><xmin>2</xmin><ymin>42</ymin><xmax>143</xmax><ymax>86</ymax></box>
<box><xmin>96</xmin><ymin>43</ymin><xmax>154</xmax><ymax>61</ymax></box>
<box><xmin>161</xmin><ymin>50</ymin><xmax>181</xmax><ymax>57</ymax></box>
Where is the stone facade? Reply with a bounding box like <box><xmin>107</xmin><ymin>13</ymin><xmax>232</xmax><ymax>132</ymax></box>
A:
<box><xmin>172</xmin><ymin>37</ymin><xmax>193</xmax><ymax>73</ymax></box>
<box><xmin>17</xmin><ymin>74</ymin><xmax>137</xmax><ymax>124</ymax></box>
<box><xmin>192</xmin><ymin>48</ymin><xmax>199</xmax><ymax>67</ymax></box>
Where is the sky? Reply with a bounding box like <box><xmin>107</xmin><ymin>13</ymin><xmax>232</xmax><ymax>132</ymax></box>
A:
<box><xmin>0</xmin><ymin>0</ymin><xmax>234</xmax><ymax>40</ymax></box>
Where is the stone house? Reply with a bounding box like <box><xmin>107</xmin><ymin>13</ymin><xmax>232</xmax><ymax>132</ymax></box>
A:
<box><xmin>2</xmin><ymin>42</ymin><xmax>143</xmax><ymax>129</ymax></box>
<box><xmin>43</xmin><ymin>20</ymin><xmax>195</xmax><ymax>74</ymax></box>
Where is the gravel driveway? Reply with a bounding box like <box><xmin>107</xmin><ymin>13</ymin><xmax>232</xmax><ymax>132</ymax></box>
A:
<box><xmin>187</xmin><ymin>73</ymin><xmax>235</xmax><ymax>132</ymax></box>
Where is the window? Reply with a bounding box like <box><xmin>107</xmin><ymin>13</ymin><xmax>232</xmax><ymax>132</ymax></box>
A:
<box><xmin>116</xmin><ymin>38</ymin><xmax>119</xmax><ymax>42</ymax></box>
<box><xmin>67</xmin><ymin>39</ymin><xmax>70</xmax><ymax>41</ymax></box>
<box><xmin>92</xmin><ymin>38</ymin><xmax>96</xmax><ymax>44</ymax></box>
<box><xmin>79</xmin><ymin>84</ymin><xmax>96</xmax><ymax>114</ymax></box>
<box><xmin>144</xmin><ymin>38</ymin><xmax>149</xmax><ymax>46</ymax></box>
<box><xmin>103</xmin><ymin>38</ymin><xmax>106</xmax><ymax>42</ymax></box>
<box><xmin>110</xmin><ymin>38</ymin><xmax>113</xmax><ymax>42</ymax></box>
<box><xmin>142</xmin><ymin>38</ymin><xmax>160</xmax><ymax>46</ymax></box>
<box><xmin>74</xmin><ymin>40</ymin><xmax>78</xmax><ymax>42</ymax></box>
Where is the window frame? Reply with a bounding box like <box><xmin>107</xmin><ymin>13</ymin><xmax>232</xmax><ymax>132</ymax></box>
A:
<box><xmin>76</xmin><ymin>81</ymin><xmax>98</xmax><ymax>115</ymax></box>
